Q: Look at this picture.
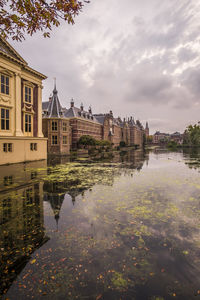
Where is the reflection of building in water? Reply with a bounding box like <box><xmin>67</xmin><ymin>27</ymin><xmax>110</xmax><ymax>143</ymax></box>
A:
<box><xmin>43</xmin><ymin>180</ymin><xmax>88</xmax><ymax>226</ymax></box>
<box><xmin>0</xmin><ymin>160</ymin><xmax>47</xmax><ymax>191</ymax></box>
<box><xmin>0</xmin><ymin>182</ymin><xmax>49</xmax><ymax>296</ymax></box>
<box><xmin>47</xmin><ymin>154</ymin><xmax>71</xmax><ymax>166</ymax></box>
<box><xmin>112</xmin><ymin>149</ymin><xmax>149</xmax><ymax>170</ymax></box>
<box><xmin>43</xmin><ymin>182</ymin><xmax>65</xmax><ymax>227</ymax></box>
<box><xmin>43</xmin><ymin>151</ymin><xmax>148</xmax><ymax>223</ymax></box>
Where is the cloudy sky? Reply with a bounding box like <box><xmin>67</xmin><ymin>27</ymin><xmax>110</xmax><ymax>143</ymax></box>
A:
<box><xmin>12</xmin><ymin>0</ymin><xmax>200</xmax><ymax>134</ymax></box>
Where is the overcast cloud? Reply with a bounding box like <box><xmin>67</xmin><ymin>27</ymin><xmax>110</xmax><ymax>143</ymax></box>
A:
<box><xmin>12</xmin><ymin>0</ymin><xmax>200</xmax><ymax>134</ymax></box>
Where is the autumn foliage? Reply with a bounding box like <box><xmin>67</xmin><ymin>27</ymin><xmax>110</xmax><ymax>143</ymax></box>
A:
<box><xmin>0</xmin><ymin>0</ymin><xmax>89</xmax><ymax>41</ymax></box>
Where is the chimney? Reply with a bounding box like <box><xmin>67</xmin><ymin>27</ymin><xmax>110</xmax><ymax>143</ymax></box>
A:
<box><xmin>109</xmin><ymin>110</ymin><xmax>113</xmax><ymax>116</ymax></box>
<box><xmin>89</xmin><ymin>105</ymin><xmax>92</xmax><ymax>114</ymax></box>
<box><xmin>80</xmin><ymin>103</ymin><xmax>84</xmax><ymax>111</ymax></box>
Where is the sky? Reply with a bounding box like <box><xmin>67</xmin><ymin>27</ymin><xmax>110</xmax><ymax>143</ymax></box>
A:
<box><xmin>12</xmin><ymin>0</ymin><xmax>200</xmax><ymax>134</ymax></box>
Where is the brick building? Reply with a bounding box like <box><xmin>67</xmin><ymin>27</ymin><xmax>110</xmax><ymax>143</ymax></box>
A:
<box><xmin>42</xmin><ymin>85</ymin><xmax>71</xmax><ymax>155</ymax></box>
<box><xmin>42</xmin><ymin>86</ymin><xmax>147</xmax><ymax>154</ymax></box>
<box><xmin>65</xmin><ymin>100</ymin><xmax>102</xmax><ymax>149</ymax></box>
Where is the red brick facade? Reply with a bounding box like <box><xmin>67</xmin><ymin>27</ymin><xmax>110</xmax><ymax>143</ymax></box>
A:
<box><xmin>70</xmin><ymin>118</ymin><xmax>102</xmax><ymax>149</ymax></box>
<box><xmin>42</xmin><ymin>118</ymin><xmax>71</xmax><ymax>155</ymax></box>
<box><xmin>42</xmin><ymin>92</ymin><xmax>147</xmax><ymax>154</ymax></box>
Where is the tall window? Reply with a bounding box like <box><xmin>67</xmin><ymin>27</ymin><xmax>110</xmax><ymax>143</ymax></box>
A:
<box><xmin>1</xmin><ymin>74</ymin><xmax>9</xmax><ymax>95</ymax></box>
<box><xmin>52</xmin><ymin>121</ymin><xmax>58</xmax><ymax>131</ymax></box>
<box><xmin>25</xmin><ymin>114</ymin><xmax>31</xmax><ymax>132</ymax></box>
<box><xmin>52</xmin><ymin>135</ymin><xmax>58</xmax><ymax>145</ymax></box>
<box><xmin>1</xmin><ymin>108</ymin><xmax>9</xmax><ymax>130</ymax></box>
<box><xmin>63</xmin><ymin>136</ymin><xmax>67</xmax><ymax>144</ymax></box>
<box><xmin>63</xmin><ymin>122</ymin><xmax>67</xmax><ymax>132</ymax></box>
<box><xmin>25</xmin><ymin>86</ymin><xmax>32</xmax><ymax>103</ymax></box>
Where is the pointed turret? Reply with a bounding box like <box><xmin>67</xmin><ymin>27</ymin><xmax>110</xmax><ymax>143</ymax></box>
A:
<box><xmin>145</xmin><ymin>121</ymin><xmax>149</xmax><ymax>137</ymax></box>
<box><xmin>70</xmin><ymin>98</ymin><xmax>74</xmax><ymax>108</ymax></box>
<box><xmin>48</xmin><ymin>81</ymin><xmax>63</xmax><ymax>118</ymax></box>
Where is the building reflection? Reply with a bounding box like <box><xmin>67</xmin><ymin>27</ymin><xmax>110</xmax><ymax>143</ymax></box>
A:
<box><xmin>0</xmin><ymin>150</ymin><xmax>148</xmax><ymax>296</ymax></box>
<box><xmin>43</xmin><ymin>150</ymin><xmax>149</xmax><ymax>226</ymax></box>
<box><xmin>0</xmin><ymin>161</ymin><xmax>49</xmax><ymax>297</ymax></box>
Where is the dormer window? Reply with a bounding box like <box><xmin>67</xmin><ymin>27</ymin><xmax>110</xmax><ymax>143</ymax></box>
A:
<box><xmin>1</xmin><ymin>74</ymin><xmax>9</xmax><ymax>95</ymax></box>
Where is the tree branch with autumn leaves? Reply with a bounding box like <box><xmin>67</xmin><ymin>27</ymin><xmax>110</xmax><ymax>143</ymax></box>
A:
<box><xmin>0</xmin><ymin>0</ymin><xmax>90</xmax><ymax>41</ymax></box>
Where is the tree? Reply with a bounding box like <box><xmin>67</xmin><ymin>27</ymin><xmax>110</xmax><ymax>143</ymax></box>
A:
<box><xmin>147</xmin><ymin>135</ymin><xmax>153</xmax><ymax>144</ymax></box>
<box><xmin>119</xmin><ymin>141</ymin><xmax>126</xmax><ymax>147</ymax></box>
<box><xmin>0</xmin><ymin>0</ymin><xmax>89</xmax><ymax>41</ymax></box>
<box><xmin>183</xmin><ymin>124</ymin><xmax>200</xmax><ymax>146</ymax></box>
<box><xmin>78</xmin><ymin>135</ymin><xmax>96</xmax><ymax>147</ymax></box>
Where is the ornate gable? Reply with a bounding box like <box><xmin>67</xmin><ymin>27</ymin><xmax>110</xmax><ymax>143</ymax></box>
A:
<box><xmin>0</xmin><ymin>37</ymin><xmax>27</xmax><ymax>65</ymax></box>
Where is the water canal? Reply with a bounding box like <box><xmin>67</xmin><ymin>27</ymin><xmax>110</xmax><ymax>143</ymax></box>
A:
<box><xmin>1</xmin><ymin>149</ymin><xmax>200</xmax><ymax>300</ymax></box>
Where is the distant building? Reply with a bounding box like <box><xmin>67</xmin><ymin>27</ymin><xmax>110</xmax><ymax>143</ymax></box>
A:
<box><xmin>42</xmin><ymin>86</ymin><xmax>148</xmax><ymax>154</ymax></box>
<box><xmin>153</xmin><ymin>131</ymin><xmax>170</xmax><ymax>144</ymax></box>
<box><xmin>0</xmin><ymin>37</ymin><xmax>47</xmax><ymax>165</ymax></box>
<box><xmin>153</xmin><ymin>131</ymin><xmax>183</xmax><ymax>144</ymax></box>
<box><xmin>170</xmin><ymin>132</ymin><xmax>183</xmax><ymax>144</ymax></box>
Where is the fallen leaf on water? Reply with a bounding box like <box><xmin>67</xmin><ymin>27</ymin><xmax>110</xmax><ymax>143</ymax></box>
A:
<box><xmin>161</xmin><ymin>268</ymin><xmax>165</xmax><ymax>273</ymax></box>
<box><xmin>30</xmin><ymin>259</ymin><xmax>36</xmax><ymax>264</ymax></box>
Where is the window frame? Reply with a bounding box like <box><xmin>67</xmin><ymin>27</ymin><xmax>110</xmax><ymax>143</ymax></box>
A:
<box><xmin>62</xmin><ymin>122</ymin><xmax>67</xmax><ymax>132</ymax></box>
<box><xmin>30</xmin><ymin>143</ymin><xmax>37</xmax><ymax>151</ymax></box>
<box><xmin>52</xmin><ymin>135</ymin><xmax>58</xmax><ymax>145</ymax></box>
<box><xmin>3</xmin><ymin>143</ymin><xmax>13</xmax><ymax>152</ymax></box>
<box><xmin>24</xmin><ymin>113</ymin><xmax>32</xmax><ymax>136</ymax></box>
<box><xmin>52</xmin><ymin>121</ymin><xmax>58</xmax><ymax>131</ymax></box>
<box><xmin>63</xmin><ymin>136</ymin><xmax>67</xmax><ymax>145</ymax></box>
<box><xmin>0</xmin><ymin>73</ymin><xmax>9</xmax><ymax>95</ymax></box>
<box><xmin>24</xmin><ymin>84</ymin><xmax>33</xmax><ymax>104</ymax></box>
<box><xmin>0</xmin><ymin>108</ymin><xmax>10</xmax><ymax>131</ymax></box>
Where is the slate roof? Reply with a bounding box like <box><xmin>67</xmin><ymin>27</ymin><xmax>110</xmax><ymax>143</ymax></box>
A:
<box><xmin>42</xmin><ymin>86</ymin><xmax>65</xmax><ymax>118</ymax></box>
<box><xmin>94</xmin><ymin>114</ymin><xmax>106</xmax><ymax>125</ymax></box>
<box><xmin>42</xmin><ymin>101</ymin><xmax>49</xmax><ymax>111</ymax></box>
<box><xmin>65</xmin><ymin>106</ymin><xmax>99</xmax><ymax>122</ymax></box>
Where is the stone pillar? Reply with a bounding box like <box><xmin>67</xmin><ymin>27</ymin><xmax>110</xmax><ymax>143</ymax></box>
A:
<box><xmin>37</xmin><ymin>84</ymin><xmax>44</xmax><ymax>137</ymax></box>
<box><xmin>14</xmin><ymin>72</ymin><xmax>23</xmax><ymax>136</ymax></box>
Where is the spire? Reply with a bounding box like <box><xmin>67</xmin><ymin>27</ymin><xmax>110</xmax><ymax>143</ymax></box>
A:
<box><xmin>53</xmin><ymin>77</ymin><xmax>57</xmax><ymax>94</ymax></box>
<box><xmin>70</xmin><ymin>98</ymin><xmax>74</xmax><ymax>108</ymax></box>
<box><xmin>49</xmin><ymin>80</ymin><xmax>62</xmax><ymax>118</ymax></box>
<box><xmin>146</xmin><ymin>122</ymin><xmax>149</xmax><ymax>129</ymax></box>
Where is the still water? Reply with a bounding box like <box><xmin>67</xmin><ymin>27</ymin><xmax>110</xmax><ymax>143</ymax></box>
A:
<box><xmin>1</xmin><ymin>149</ymin><xmax>200</xmax><ymax>300</ymax></box>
